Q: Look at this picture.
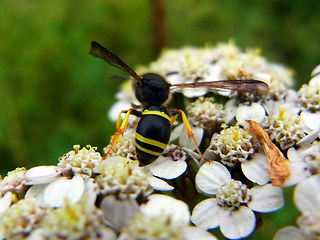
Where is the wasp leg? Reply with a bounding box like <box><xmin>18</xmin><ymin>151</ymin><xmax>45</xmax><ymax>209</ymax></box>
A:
<box><xmin>115</xmin><ymin>109</ymin><xmax>141</xmax><ymax>129</ymax></box>
<box><xmin>103</xmin><ymin>108</ymin><xmax>141</xmax><ymax>159</ymax></box>
<box><xmin>169</xmin><ymin>109</ymin><xmax>210</xmax><ymax>162</ymax></box>
<box><xmin>168</xmin><ymin>109</ymin><xmax>179</xmax><ymax>126</ymax></box>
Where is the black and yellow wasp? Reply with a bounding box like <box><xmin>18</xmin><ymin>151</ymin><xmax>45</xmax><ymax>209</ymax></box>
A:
<box><xmin>89</xmin><ymin>41</ymin><xmax>269</xmax><ymax>166</ymax></box>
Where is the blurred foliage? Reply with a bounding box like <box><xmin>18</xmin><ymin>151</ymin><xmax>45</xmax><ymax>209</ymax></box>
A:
<box><xmin>0</xmin><ymin>0</ymin><xmax>318</xmax><ymax>239</ymax></box>
<box><xmin>1</xmin><ymin>0</ymin><xmax>319</xmax><ymax>171</ymax></box>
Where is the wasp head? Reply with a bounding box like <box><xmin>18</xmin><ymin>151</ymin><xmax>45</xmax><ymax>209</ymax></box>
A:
<box><xmin>134</xmin><ymin>73</ymin><xmax>170</xmax><ymax>107</ymax></box>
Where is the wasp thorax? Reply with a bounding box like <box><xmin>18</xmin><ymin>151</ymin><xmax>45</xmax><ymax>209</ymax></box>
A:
<box><xmin>135</xmin><ymin>73</ymin><xmax>170</xmax><ymax>106</ymax></box>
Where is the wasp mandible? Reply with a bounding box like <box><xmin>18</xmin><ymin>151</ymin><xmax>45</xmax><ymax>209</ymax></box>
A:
<box><xmin>89</xmin><ymin>41</ymin><xmax>269</xmax><ymax>166</ymax></box>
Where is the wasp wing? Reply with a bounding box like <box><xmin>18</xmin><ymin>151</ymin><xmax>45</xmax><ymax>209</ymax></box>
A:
<box><xmin>89</xmin><ymin>41</ymin><xmax>141</xmax><ymax>81</ymax></box>
<box><xmin>170</xmin><ymin>79</ymin><xmax>269</xmax><ymax>95</ymax></box>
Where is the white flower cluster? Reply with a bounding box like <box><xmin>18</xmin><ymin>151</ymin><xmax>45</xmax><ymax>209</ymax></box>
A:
<box><xmin>1</xmin><ymin>42</ymin><xmax>319</xmax><ymax>239</ymax></box>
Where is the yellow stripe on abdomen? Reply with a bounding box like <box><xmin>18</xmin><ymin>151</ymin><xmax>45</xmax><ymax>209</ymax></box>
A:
<box><xmin>142</xmin><ymin>110</ymin><xmax>171</xmax><ymax>122</ymax></box>
<box><xmin>135</xmin><ymin>142</ymin><xmax>162</xmax><ymax>157</ymax></box>
<box><xmin>135</xmin><ymin>132</ymin><xmax>167</xmax><ymax>150</ymax></box>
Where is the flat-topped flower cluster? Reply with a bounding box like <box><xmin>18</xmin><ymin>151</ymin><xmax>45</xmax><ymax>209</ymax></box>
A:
<box><xmin>1</xmin><ymin>42</ymin><xmax>319</xmax><ymax>240</ymax></box>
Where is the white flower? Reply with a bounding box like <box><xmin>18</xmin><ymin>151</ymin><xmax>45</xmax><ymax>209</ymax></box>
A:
<box><xmin>0</xmin><ymin>192</ymin><xmax>15</xmax><ymax>215</ymax></box>
<box><xmin>274</xmin><ymin>174</ymin><xmax>320</xmax><ymax>240</ymax></box>
<box><xmin>94</xmin><ymin>156</ymin><xmax>173</xmax><ymax>200</ymax></box>
<box><xmin>58</xmin><ymin>144</ymin><xmax>102</xmax><ymax>179</ymax></box>
<box><xmin>146</xmin><ymin>145</ymin><xmax>199</xmax><ymax>179</ymax></box>
<box><xmin>235</xmin><ymin>102</ymin><xmax>266</xmax><ymax>125</ymax></box>
<box><xmin>100</xmin><ymin>195</ymin><xmax>140</xmax><ymax>232</ymax></box>
<box><xmin>294</xmin><ymin>174</ymin><xmax>320</xmax><ymax>213</ymax></box>
<box><xmin>119</xmin><ymin>194</ymin><xmax>218</xmax><ymax>240</ymax></box>
<box><xmin>191</xmin><ymin>161</ymin><xmax>284</xmax><ymax>239</ymax></box>
<box><xmin>25</xmin><ymin>145</ymin><xmax>103</xmax><ymax>207</ymax></box>
<box><xmin>108</xmin><ymin>80</ymin><xmax>140</xmax><ymax>121</ymax></box>
<box><xmin>285</xmin><ymin>139</ymin><xmax>320</xmax><ymax>186</ymax></box>
<box><xmin>0</xmin><ymin>167</ymin><xmax>28</xmax><ymax>198</ymax></box>
<box><xmin>26</xmin><ymin>173</ymin><xmax>85</xmax><ymax>208</ymax></box>
<box><xmin>25</xmin><ymin>165</ymin><xmax>61</xmax><ymax>185</ymax></box>
<box><xmin>0</xmin><ymin>197</ymin><xmax>46</xmax><ymax>239</ymax></box>
<box><xmin>171</xmin><ymin>123</ymin><xmax>204</xmax><ymax>152</ymax></box>
<box><xmin>262</xmin><ymin>107</ymin><xmax>307</xmax><ymax>150</ymax></box>
<box><xmin>172</xmin><ymin>97</ymin><xmax>225</xmax><ymax>148</ymax></box>
<box><xmin>298</xmin><ymin>67</ymin><xmax>320</xmax><ymax>131</ymax></box>
<box><xmin>204</xmin><ymin>124</ymin><xmax>254</xmax><ymax>167</ymax></box>
<box><xmin>103</xmin><ymin>129</ymin><xmax>137</xmax><ymax>160</ymax></box>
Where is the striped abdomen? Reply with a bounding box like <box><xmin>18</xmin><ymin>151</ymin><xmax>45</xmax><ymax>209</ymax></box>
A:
<box><xmin>135</xmin><ymin>106</ymin><xmax>171</xmax><ymax>166</ymax></box>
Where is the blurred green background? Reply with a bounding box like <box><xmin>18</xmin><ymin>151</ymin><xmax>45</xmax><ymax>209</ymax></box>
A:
<box><xmin>1</xmin><ymin>0</ymin><xmax>319</xmax><ymax>170</ymax></box>
<box><xmin>0</xmin><ymin>0</ymin><xmax>318</xmax><ymax>238</ymax></box>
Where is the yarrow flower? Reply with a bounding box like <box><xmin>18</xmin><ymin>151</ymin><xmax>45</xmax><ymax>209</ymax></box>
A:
<box><xmin>109</xmin><ymin>41</ymin><xmax>294</xmax><ymax>118</ymax></box>
<box><xmin>2</xmin><ymin>43</ymin><xmax>319</xmax><ymax>239</ymax></box>
<box><xmin>147</xmin><ymin>144</ymin><xmax>199</xmax><ymax>179</ymax></box>
<box><xmin>94</xmin><ymin>156</ymin><xmax>172</xmax><ymax>199</ymax></box>
<box><xmin>0</xmin><ymin>197</ymin><xmax>47</xmax><ymax>239</ymax></box>
<box><xmin>119</xmin><ymin>194</ymin><xmax>218</xmax><ymax>240</ymax></box>
<box><xmin>103</xmin><ymin>129</ymin><xmax>137</xmax><ymax>160</ymax></box>
<box><xmin>262</xmin><ymin>107</ymin><xmax>307</xmax><ymax>150</ymax></box>
<box><xmin>171</xmin><ymin>97</ymin><xmax>225</xmax><ymax>150</ymax></box>
<box><xmin>274</xmin><ymin>174</ymin><xmax>320</xmax><ymax>240</ymax></box>
<box><xmin>0</xmin><ymin>168</ymin><xmax>27</xmax><ymax>213</ymax></box>
<box><xmin>0</xmin><ymin>197</ymin><xmax>117</xmax><ymax>239</ymax></box>
<box><xmin>205</xmin><ymin>124</ymin><xmax>254</xmax><ymax>166</ymax></box>
<box><xmin>191</xmin><ymin>161</ymin><xmax>284</xmax><ymax>239</ymax></box>
<box><xmin>298</xmin><ymin>65</ymin><xmax>320</xmax><ymax>131</ymax></box>
<box><xmin>285</xmin><ymin>136</ymin><xmax>320</xmax><ymax>185</ymax></box>
<box><xmin>58</xmin><ymin>144</ymin><xmax>102</xmax><ymax>179</ymax></box>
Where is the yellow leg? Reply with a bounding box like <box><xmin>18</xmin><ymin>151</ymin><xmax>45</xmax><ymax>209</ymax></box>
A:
<box><xmin>116</xmin><ymin>110</ymin><xmax>128</xmax><ymax>129</ymax></box>
<box><xmin>171</xmin><ymin>109</ymin><xmax>210</xmax><ymax>162</ymax></box>
<box><xmin>170</xmin><ymin>112</ymin><xmax>179</xmax><ymax>126</ymax></box>
<box><xmin>102</xmin><ymin>108</ymin><xmax>134</xmax><ymax>159</ymax></box>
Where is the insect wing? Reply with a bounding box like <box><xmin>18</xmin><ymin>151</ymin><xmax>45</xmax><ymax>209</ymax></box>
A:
<box><xmin>89</xmin><ymin>41</ymin><xmax>141</xmax><ymax>81</ymax></box>
<box><xmin>170</xmin><ymin>79</ymin><xmax>269</xmax><ymax>95</ymax></box>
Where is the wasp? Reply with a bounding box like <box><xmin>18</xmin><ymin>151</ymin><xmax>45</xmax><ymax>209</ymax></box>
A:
<box><xmin>89</xmin><ymin>41</ymin><xmax>269</xmax><ymax>166</ymax></box>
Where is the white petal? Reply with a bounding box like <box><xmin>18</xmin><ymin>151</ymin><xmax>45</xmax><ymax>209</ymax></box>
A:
<box><xmin>108</xmin><ymin>101</ymin><xmax>132</xmax><ymax>122</ymax></box>
<box><xmin>236</xmin><ymin>103</ymin><xmax>266</xmax><ymax>125</ymax></box>
<box><xmin>241</xmin><ymin>153</ymin><xmax>270</xmax><ymax>185</ymax></box>
<box><xmin>148</xmin><ymin>156</ymin><xmax>187</xmax><ymax>179</ymax></box>
<box><xmin>273</xmin><ymin>226</ymin><xmax>304</xmax><ymax>240</ymax></box>
<box><xmin>196</xmin><ymin>161</ymin><xmax>231</xmax><ymax>195</ymax></box>
<box><xmin>179</xmin><ymin>126</ymin><xmax>204</xmax><ymax>151</ymax></box>
<box><xmin>309</xmin><ymin>72</ymin><xmax>320</xmax><ymax>85</ymax></box>
<box><xmin>191</xmin><ymin>198</ymin><xmax>221</xmax><ymax>230</ymax></box>
<box><xmin>297</xmin><ymin>129</ymin><xmax>320</xmax><ymax>147</ymax></box>
<box><xmin>170</xmin><ymin>123</ymin><xmax>184</xmax><ymax>142</ymax></box>
<box><xmin>43</xmin><ymin>175</ymin><xmax>84</xmax><ymax>207</ymax></box>
<box><xmin>311</xmin><ymin>64</ymin><xmax>320</xmax><ymax>78</ymax></box>
<box><xmin>0</xmin><ymin>192</ymin><xmax>13</xmax><ymax>214</ymax></box>
<box><xmin>287</xmin><ymin>147</ymin><xmax>303</xmax><ymax>163</ymax></box>
<box><xmin>25</xmin><ymin>184</ymin><xmax>47</xmax><ymax>204</ymax></box>
<box><xmin>25</xmin><ymin>166</ymin><xmax>61</xmax><ymax>185</ymax></box>
<box><xmin>183</xmin><ymin>226</ymin><xmax>218</xmax><ymax>240</ymax></box>
<box><xmin>141</xmin><ymin>194</ymin><xmax>190</xmax><ymax>225</ymax></box>
<box><xmin>219</xmin><ymin>206</ymin><xmax>255</xmax><ymax>239</ymax></box>
<box><xmin>300</xmin><ymin>111</ymin><xmax>320</xmax><ymax>131</ymax></box>
<box><xmin>183</xmin><ymin>88</ymin><xmax>207</xmax><ymax>98</ymax></box>
<box><xmin>100</xmin><ymin>196</ymin><xmax>139</xmax><ymax>231</ymax></box>
<box><xmin>224</xmin><ymin>99</ymin><xmax>237</xmax><ymax>123</ymax></box>
<box><xmin>294</xmin><ymin>174</ymin><xmax>320</xmax><ymax>212</ymax></box>
<box><xmin>248</xmin><ymin>184</ymin><xmax>284</xmax><ymax>212</ymax></box>
<box><xmin>83</xmin><ymin>178</ymin><xmax>99</xmax><ymax>205</ymax></box>
<box><xmin>148</xmin><ymin>176</ymin><xmax>174</xmax><ymax>191</ymax></box>
<box><xmin>283</xmin><ymin>161</ymin><xmax>308</xmax><ymax>186</ymax></box>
